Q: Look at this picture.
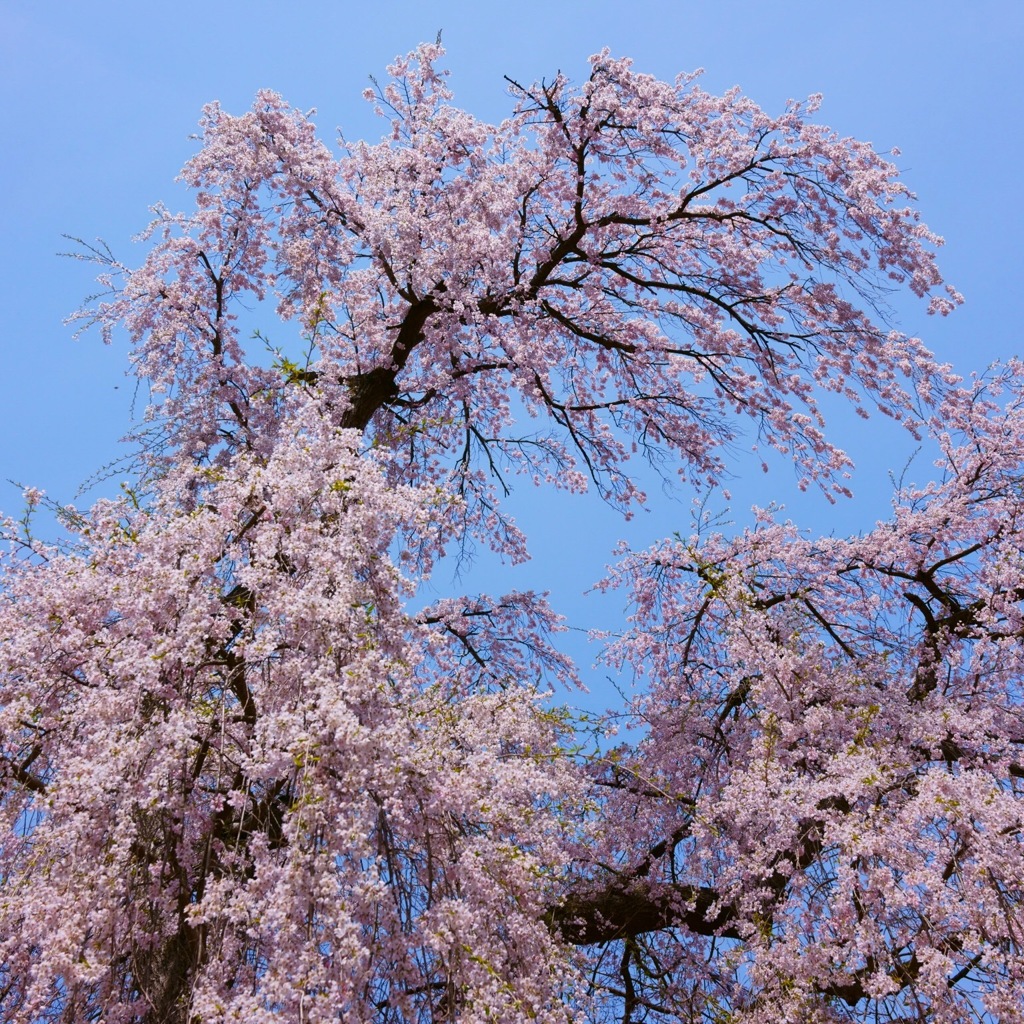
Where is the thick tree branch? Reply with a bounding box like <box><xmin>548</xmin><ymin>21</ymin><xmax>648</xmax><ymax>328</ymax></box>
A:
<box><xmin>546</xmin><ymin>879</ymin><xmax>742</xmax><ymax>945</ymax></box>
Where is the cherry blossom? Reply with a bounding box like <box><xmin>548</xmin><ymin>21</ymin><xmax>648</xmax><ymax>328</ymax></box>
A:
<box><xmin>3</xmin><ymin>43</ymin><xmax>1017</xmax><ymax>1024</ymax></box>
<box><xmin>592</xmin><ymin>368</ymin><xmax>1024</xmax><ymax>1021</ymax></box>
<box><xmin>0</xmin><ymin>413</ymin><xmax>584</xmax><ymax>1023</ymax></box>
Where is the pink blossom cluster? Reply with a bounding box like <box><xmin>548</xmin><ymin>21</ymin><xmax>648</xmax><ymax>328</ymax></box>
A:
<box><xmin>74</xmin><ymin>43</ymin><xmax>959</xmax><ymax>538</ymax></box>
<box><xmin>0</xmin><ymin>410</ymin><xmax>585</xmax><ymax>1022</ymax></box>
<box><xmin>1</xmin><ymin>43</ymin><xmax>1018</xmax><ymax>1024</ymax></box>
<box><xmin>596</xmin><ymin>367</ymin><xmax>1024</xmax><ymax>1020</ymax></box>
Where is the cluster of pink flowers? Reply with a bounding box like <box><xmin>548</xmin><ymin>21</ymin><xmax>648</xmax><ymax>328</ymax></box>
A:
<box><xmin>1</xmin><ymin>43</ymin><xmax>1019</xmax><ymax>1024</ymax></box>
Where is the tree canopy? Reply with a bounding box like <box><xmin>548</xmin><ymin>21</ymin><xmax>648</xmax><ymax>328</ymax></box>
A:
<box><xmin>1</xmin><ymin>44</ymin><xmax>1021</xmax><ymax>1024</ymax></box>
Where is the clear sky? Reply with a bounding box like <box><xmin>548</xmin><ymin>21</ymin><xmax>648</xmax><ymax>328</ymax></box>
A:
<box><xmin>2</xmin><ymin>0</ymin><xmax>1021</xmax><ymax>695</ymax></box>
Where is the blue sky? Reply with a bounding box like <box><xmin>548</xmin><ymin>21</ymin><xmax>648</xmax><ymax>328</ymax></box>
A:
<box><xmin>2</xmin><ymin>0</ymin><xmax>1021</xmax><ymax>694</ymax></box>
